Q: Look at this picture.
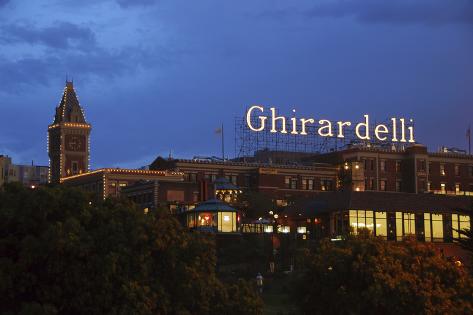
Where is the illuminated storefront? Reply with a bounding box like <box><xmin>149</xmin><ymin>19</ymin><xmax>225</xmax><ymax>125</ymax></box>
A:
<box><xmin>186</xmin><ymin>199</ymin><xmax>239</xmax><ymax>233</ymax></box>
<box><xmin>281</xmin><ymin>191</ymin><xmax>472</xmax><ymax>243</ymax></box>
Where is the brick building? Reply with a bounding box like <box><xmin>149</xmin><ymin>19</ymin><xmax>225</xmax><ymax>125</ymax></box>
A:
<box><xmin>149</xmin><ymin>156</ymin><xmax>339</xmax><ymax>206</ymax></box>
<box><xmin>308</xmin><ymin>144</ymin><xmax>473</xmax><ymax>195</ymax></box>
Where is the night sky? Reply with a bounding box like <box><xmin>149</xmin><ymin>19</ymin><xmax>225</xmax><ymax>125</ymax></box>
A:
<box><xmin>0</xmin><ymin>0</ymin><xmax>472</xmax><ymax>169</ymax></box>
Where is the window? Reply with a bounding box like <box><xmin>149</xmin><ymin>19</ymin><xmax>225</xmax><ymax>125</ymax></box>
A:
<box><xmin>419</xmin><ymin>179</ymin><xmax>426</xmax><ymax>193</ymax></box>
<box><xmin>418</xmin><ymin>160</ymin><xmax>426</xmax><ymax>172</ymax></box>
<box><xmin>375</xmin><ymin>212</ymin><xmax>387</xmax><ymax>237</ymax></box>
<box><xmin>380</xmin><ymin>160</ymin><xmax>386</xmax><ymax>172</ymax></box>
<box><xmin>72</xmin><ymin>161</ymin><xmax>79</xmax><ymax>175</ymax></box>
<box><xmin>364</xmin><ymin>159</ymin><xmax>374</xmax><ymax>171</ymax></box>
<box><xmin>218</xmin><ymin>212</ymin><xmax>237</xmax><ymax>233</ymax></box>
<box><xmin>455</xmin><ymin>183</ymin><xmax>460</xmax><ymax>194</ymax></box>
<box><xmin>395</xmin><ymin>180</ymin><xmax>402</xmax><ymax>192</ymax></box>
<box><xmin>469</xmin><ymin>166</ymin><xmax>473</xmax><ymax>177</ymax></box>
<box><xmin>188</xmin><ymin>173</ymin><xmax>197</xmax><ymax>182</ymax></box>
<box><xmin>452</xmin><ymin>214</ymin><xmax>471</xmax><ymax>239</ymax></box>
<box><xmin>455</xmin><ymin>165</ymin><xmax>460</xmax><ymax>176</ymax></box>
<box><xmin>427</xmin><ymin>181</ymin><xmax>431</xmax><ymax>192</ymax></box>
<box><xmin>380</xmin><ymin>180</ymin><xmax>387</xmax><ymax>191</ymax></box>
<box><xmin>396</xmin><ymin>212</ymin><xmax>403</xmax><ymax>241</ymax></box>
<box><xmin>284</xmin><ymin>176</ymin><xmax>298</xmax><ymax>189</ymax></box>
<box><xmin>403</xmin><ymin>212</ymin><xmax>416</xmax><ymax>236</ymax></box>
<box><xmin>204</xmin><ymin>173</ymin><xmax>218</xmax><ymax>182</ymax></box>
<box><xmin>297</xmin><ymin>226</ymin><xmax>307</xmax><ymax>234</ymax></box>
<box><xmin>396</xmin><ymin>161</ymin><xmax>402</xmax><ymax>173</ymax></box>
<box><xmin>431</xmin><ymin>214</ymin><xmax>443</xmax><ymax>242</ymax></box>
<box><xmin>424</xmin><ymin>213</ymin><xmax>432</xmax><ymax>242</ymax></box>
<box><xmin>440</xmin><ymin>164</ymin><xmax>446</xmax><ymax>176</ymax></box>
<box><xmin>302</xmin><ymin>178</ymin><xmax>314</xmax><ymax>190</ymax></box>
<box><xmin>321</xmin><ymin>179</ymin><xmax>333</xmax><ymax>191</ymax></box>
<box><xmin>428</xmin><ymin>162</ymin><xmax>433</xmax><ymax>175</ymax></box>
<box><xmin>364</xmin><ymin>178</ymin><xmax>376</xmax><ymax>190</ymax></box>
<box><xmin>440</xmin><ymin>183</ymin><xmax>446</xmax><ymax>193</ymax></box>
<box><xmin>349</xmin><ymin>210</ymin><xmax>374</xmax><ymax>234</ymax></box>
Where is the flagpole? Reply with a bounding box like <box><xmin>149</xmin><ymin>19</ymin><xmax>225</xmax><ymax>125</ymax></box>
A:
<box><xmin>469</xmin><ymin>124</ymin><xmax>471</xmax><ymax>155</ymax></box>
<box><xmin>221</xmin><ymin>123</ymin><xmax>225</xmax><ymax>161</ymax></box>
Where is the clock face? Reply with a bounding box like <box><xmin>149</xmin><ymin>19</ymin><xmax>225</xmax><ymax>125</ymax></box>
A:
<box><xmin>65</xmin><ymin>135</ymin><xmax>85</xmax><ymax>152</ymax></box>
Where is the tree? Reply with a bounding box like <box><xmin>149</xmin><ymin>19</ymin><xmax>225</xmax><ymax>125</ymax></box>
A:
<box><xmin>292</xmin><ymin>237</ymin><xmax>473</xmax><ymax>315</ymax></box>
<box><xmin>0</xmin><ymin>183</ymin><xmax>262</xmax><ymax>315</ymax></box>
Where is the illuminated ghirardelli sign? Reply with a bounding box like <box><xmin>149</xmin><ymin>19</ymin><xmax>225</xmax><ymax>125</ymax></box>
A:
<box><xmin>246</xmin><ymin>106</ymin><xmax>415</xmax><ymax>143</ymax></box>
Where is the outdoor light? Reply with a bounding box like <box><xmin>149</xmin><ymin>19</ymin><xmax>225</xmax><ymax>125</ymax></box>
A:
<box><xmin>273</xmin><ymin>214</ymin><xmax>279</xmax><ymax>219</ymax></box>
<box><xmin>223</xmin><ymin>215</ymin><xmax>230</xmax><ymax>222</ymax></box>
<box><xmin>269</xmin><ymin>210</ymin><xmax>273</xmax><ymax>215</ymax></box>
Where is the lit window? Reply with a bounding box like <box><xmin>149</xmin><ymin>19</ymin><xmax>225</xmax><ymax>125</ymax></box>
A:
<box><xmin>431</xmin><ymin>214</ymin><xmax>443</xmax><ymax>242</ymax></box>
<box><xmin>297</xmin><ymin>226</ymin><xmax>307</xmax><ymax>234</ymax></box>
<box><xmin>301</xmin><ymin>178</ymin><xmax>307</xmax><ymax>190</ymax></box>
<box><xmin>218</xmin><ymin>212</ymin><xmax>236</xmax><ymax>232</ymax></box>
<box><xmin>375</xmin><ymin>212</ymin><xmax>387</xmax><ymax>237</ymax></box>
<box><xmin>455</xmin><ymin>183</ymin><xmax>460</xmax><ymax>194</ymax></box>
<box><xmin>424</xmin><ymin>213</ymin><xmax>431</xmax><ymax>242</ymax></box>
<box><xmin>396</xmin><ymin>161</ymin><xmax>402</xmax><ymax>173</ymax></box>
<box><xmin>440</xmin><ymin>164</ymin><xmax>446</xmax><ymax>176</ymax></box>
<box><xmin>380</xmin><ymin>180</ymin><xmax>387</xmax><ymax>191</ymax></box>
<box><xmin>440</xmin><ymin>183</ymin><xmax>446</xmax><ymax>193</ymax></box>
<box><xmin>403</xmin><ymin>212</ymin><xmax>416</xmax><ymax>236</ymax></box>
<box><xmin>278</xmin><ymin>226</ymin><xmax>290</xmax><ymax>233</ymax></box>
<box><xmin>396</xmin><ymin>212</ymin><xmax>403</xmax><ymax>241</ymax></box>
<box><xmin>396</xmin><ymin>181</ymin><xmax>402</xmax><ymax>192</ymax></box>
<box><xmin>380</xmin><ymin>160</ymin><xmax>386</xmax><ymax>172</ymax></box>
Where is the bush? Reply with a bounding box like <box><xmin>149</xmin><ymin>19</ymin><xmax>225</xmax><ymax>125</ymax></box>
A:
<box><xmin>0</xmin><ymin>183</ymin><xmax>262</xmax><ymax>314</ymax></box>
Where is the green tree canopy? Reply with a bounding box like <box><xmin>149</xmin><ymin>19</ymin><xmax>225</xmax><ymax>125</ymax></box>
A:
<box><xmin>293</xmin><ymin>237</ymin><xmax>473</xmax><ymax>315</ymax></box>
<box><xmin>0</xmin><ymin>183</ymin><xmax>262</xmax><ymax>315</ymax></box>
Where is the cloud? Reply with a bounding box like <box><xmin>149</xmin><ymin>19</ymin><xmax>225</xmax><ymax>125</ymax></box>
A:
<box><xmin>261</xmin><ymin>0</ymin><xmax>473</xmax><ymax>26</ymax></box>
<box><xmin>0</xmin><ymin>45</ymin><xmax>158</xmax><ymax>93</ymax></box>
<box><xmin>115</xmin><ymin>0</ymin><xmax>158</xmax><ymax>8</ymax></box>
<box><xmin>0</xmin><ymin>22</ymin><xmax>96</xmax><ymax>50</ymax></box>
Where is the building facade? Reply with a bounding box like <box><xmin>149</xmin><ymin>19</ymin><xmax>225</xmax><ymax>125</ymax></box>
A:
<box><xmin>0</xmin><ymin>155</ymin><xmax>48</xmax><ymax>187</ymax></box>
<box><xmin>150</xmin><ymin>156</ymin><xmax>339</xmax><ymax>206</ymax></box>
<box><xmin>61</xmin><ymin>168</ymin><xmax>184</xmax><ymax>200</ymax></box>
<box><xmin>308</xmin><ymin>144</ymin><xmax>473</xmax><ymax>195</ymax></box>
<box><xmin>48</xmin><ymin>81</ymin><xmax>91</xmax><ymax>183</ymax></box>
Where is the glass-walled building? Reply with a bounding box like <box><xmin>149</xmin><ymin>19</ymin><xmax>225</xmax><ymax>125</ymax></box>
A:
<box><xmin>185</xmin><ymin>199</ymin><xmax>239</xmax><ymax>233</ymax></box>
<box><xmin>333</xmin><ymin>210</ymin><xmax>470</xmax><ymax>243</ymax></box>
<box><xmin>280</xmin><ymin>191</ymin><xmax>472</xmax><ymax>244</ymax></box>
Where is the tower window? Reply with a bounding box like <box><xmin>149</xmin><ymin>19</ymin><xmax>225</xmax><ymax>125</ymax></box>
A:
<box><xmin>72</xmin><ymin>161</ymin><xmax>79</xmax><ymax>175</ymax></box>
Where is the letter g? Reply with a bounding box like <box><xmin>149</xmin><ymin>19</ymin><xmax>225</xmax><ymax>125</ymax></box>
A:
<box><xmin>246</xmin><ymin>105</ymin><xmax>267</xmax><ymax>131</ymax></box>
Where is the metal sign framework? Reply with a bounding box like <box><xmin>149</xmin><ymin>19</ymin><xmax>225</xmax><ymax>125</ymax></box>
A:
<box><xmin>234</xmin><ymin>112</ymin><xmax>408</xmax><ymax>158</ymax></box>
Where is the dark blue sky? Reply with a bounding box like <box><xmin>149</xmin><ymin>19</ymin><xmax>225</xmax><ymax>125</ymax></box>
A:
<box><xmin>0</xmin><ymin>0</ymin><xmax>472</xmax><ymax>168</ymax></box>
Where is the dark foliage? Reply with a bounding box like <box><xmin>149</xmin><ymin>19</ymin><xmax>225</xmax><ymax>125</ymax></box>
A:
<box><xmin>0</xmin><ymin>183</ymin><xmax>262</xmax><ymax>315</ymax></box>
<box><xmin>292</xmin><ymin>237</ymin><xmax>473</xmax><ymax>315</ymax></box>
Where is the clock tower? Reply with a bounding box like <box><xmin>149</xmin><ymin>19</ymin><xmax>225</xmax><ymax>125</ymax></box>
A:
<box><xmin>48</xmin><ymin>81</ymin><xmax>91</xmax><ymax>183</ymax></box>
